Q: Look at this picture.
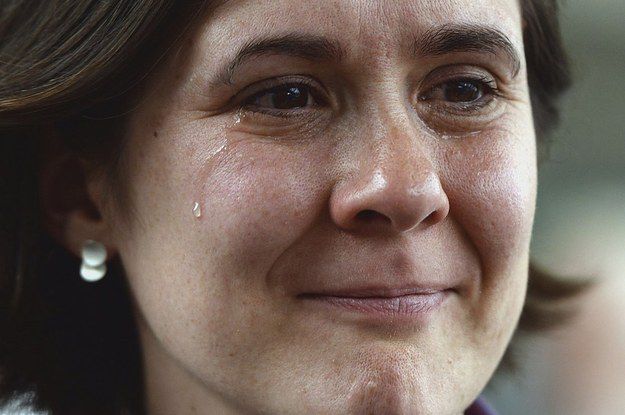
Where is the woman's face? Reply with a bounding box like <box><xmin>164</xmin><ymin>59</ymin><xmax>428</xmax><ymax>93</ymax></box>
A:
<box><xmin>105</xmin><ymin>0</ymin><xmax>535</xmax><ymax>413</ymax></box>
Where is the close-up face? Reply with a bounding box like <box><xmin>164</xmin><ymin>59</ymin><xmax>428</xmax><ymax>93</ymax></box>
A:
<box><xmin>99</xmin><ymin>0</ymin><xmax>536</xmax><ymax>413</ymax></box>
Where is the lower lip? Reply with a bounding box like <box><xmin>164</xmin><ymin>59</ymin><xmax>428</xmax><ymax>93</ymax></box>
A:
<box><xmin>300</xmin><ymin>291</ymin><xmax>449</xmax><ymax>321</ymax></box>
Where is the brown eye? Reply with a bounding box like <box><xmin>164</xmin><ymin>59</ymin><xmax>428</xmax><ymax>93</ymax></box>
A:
<box><xmin>419</xmin><ymin>75</ymin><xmax>500</xmax><ymax>113</ymax></box>
<box><xmin>442</xmin><ymin>79</ymin><xmax>484</xmax><ymax>103</ymax></box>
<box><xmin>250</xmin><ymin>84</ymin><xmax>315</xmax><ymax>110</ymax></box>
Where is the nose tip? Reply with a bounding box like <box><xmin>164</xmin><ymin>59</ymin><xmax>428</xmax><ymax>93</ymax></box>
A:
<box><xmin>386</xmin><ymin>172</ymin><xmax>450</xmax><ymax>232</ymax></box>
<box><xmin>330</xmin><ymin>169</ymin><xmax>450</xmax><ymax>234</ymax></box>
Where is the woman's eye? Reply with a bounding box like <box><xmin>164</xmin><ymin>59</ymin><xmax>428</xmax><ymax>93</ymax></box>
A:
<box><xmin>443</xmin><ymin>80</ymin><xmax>485</xmax><ymax>103</ymax></box>
<box><xmin>421</xmin><ymin>77</ymin><xmax>499</xmax><ymax>109</ymax></box>
<box><xmin>245</xmin><ymin>83</ymin><xmax>317</xmax><ymax>111</ymax></box>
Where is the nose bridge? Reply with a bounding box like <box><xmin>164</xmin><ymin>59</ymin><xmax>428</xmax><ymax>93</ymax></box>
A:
<box><xmin>360</xmin><ymin>100</ymin><xmax>437</xmax><ymax>195</ymax></box>
<box><xmin>374</xmin><ymin>118</ymin><xmax>433</xmax><ymax>188</ymax></box>
<box><xmin>330</xmin><ymin>110</ymin><xmax>450</xmax><ymax>234</ymax></box>
<box><xmin>372</xmin><ymin>118</ymin><xmax>445</xmax><ymax>222</ymax></box>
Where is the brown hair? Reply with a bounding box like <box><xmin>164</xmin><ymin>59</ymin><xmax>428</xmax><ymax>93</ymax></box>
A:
<box><xmin>0</xmin><ymin>1</ymin><xmax>587</xmax><ymax>414</ymax></box>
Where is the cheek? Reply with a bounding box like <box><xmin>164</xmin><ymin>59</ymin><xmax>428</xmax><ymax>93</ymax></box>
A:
<box><xmin>195</xmin><ymin>138</ymin><xmax>329</xmax><ymax>279</ymax></box>
<box><xmin>441</xmin><ymin>121</ymin><xmax>536</xmax><ymax>349</ymax></box>
<box><xmin>432</xmin><ymin>120</ymin><xmax>536</xmax><ymax>381</ymax></box>
<box><xmin>116</xmin><ymin>124</ymin><xmax>333</xmax><ymax>368</ymax></box>
<box><xmin>443</xmin><ymin>124</ymin><xmax>536</xmax><ymax>278</ymax></box>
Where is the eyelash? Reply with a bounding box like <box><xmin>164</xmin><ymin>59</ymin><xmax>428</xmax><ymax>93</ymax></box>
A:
<box><xmin>239</xmin><ymin>77</ymin><xmax>325</xmax><ymax>118</ymax></box>
<box><xmin>420</xmin><ymin>74</ymin><xmax>503</xmax><ymax>113</ymax></box>
<box><xmin>237</xmin><ymin>75</ymin><xmax>501</xmax><ymax>117</ymax></box>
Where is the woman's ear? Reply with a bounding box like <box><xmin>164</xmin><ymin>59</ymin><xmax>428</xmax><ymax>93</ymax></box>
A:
<box><xmin>39</xmin><ymin>131</ymin><xmax>118</xmax><ymax>261</ymax></box>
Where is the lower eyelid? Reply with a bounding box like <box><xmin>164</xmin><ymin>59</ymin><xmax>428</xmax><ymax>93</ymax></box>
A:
<box><xmin>429</xmin><ymin>106</ymin><xmax>507</xmax><ymax>131</ymax></box>
<box><xmin>238</xmin><ymin>104</ymin><xmax>329</xmax><ymax>123</ymax></box>
<box><xmin>242</xmin><ymin>96</ymin><xmax>323</xmax><ymax>115</ymax></box>
<box><xmin>446</xmin><ymin>95</ymin><xmax>497</xmax><ymax>110</ymax></box>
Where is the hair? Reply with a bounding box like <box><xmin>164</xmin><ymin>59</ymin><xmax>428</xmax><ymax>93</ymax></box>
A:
<box><xmin>0</xmin><ymin>1</ymin><xmax>588</xmax><ymax>414</ymax></box>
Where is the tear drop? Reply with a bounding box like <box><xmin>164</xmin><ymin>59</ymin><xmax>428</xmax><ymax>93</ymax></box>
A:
<box><xmin>192</xmin><ymin>202</ymin><xmax>202</xmax><ymax>218</ymax></box>
<box><xmin>233</xmin><ymin>110</ymin><xmax>249</xmax><ymax>126</ymax></box>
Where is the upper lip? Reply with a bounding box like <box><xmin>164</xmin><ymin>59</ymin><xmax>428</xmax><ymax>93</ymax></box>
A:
<box><xmin>290</xmin><ymin>248</ymin><xmax>467</xmax><ymax>299</ymax></box>
<box><xmin>299</xmin><ymin>285</ymin><xmax>453</xmax><ymax>299</ymax></box>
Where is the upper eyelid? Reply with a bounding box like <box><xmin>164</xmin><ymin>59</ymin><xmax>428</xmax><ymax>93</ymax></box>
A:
<box><xmin>419</xmin><ymin>65</ymin><xmax>499</xmax><ymax>87</ymax></box>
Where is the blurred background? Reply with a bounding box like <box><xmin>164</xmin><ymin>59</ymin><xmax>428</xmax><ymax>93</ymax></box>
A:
<box><xmin>484</xmin><ymin>0</ymin><xmax>625</xmax><ymax>413</ymax></box>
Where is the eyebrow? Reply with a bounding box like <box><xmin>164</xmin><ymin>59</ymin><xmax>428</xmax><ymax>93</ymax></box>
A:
<box><xmin>211</xmin><ymin>33</ymin><xmax>345</xmax><ymax>86</ymax></box>
<box><xmin>211</xmin><ymin>24</ymin><xmax>521</xmax><ymax>87</ymax></box>
<box><xmin>416</xmin><ymin>24</ymin><xmax>522</xmax><ymax>77</ymax></box>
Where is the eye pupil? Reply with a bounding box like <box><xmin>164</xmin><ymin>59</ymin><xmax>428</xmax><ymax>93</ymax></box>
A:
<box><xmin>444</xmin><ymin>80</ymin><xmax>481</xmax><ymax>103</ymax></box>
<box><xmin>271</xmin><ymin>85</ymin><xmax>309</xmax><ymax>109</ymax></box>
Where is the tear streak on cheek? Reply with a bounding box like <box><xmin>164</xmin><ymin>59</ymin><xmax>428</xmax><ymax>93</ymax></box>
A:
<box><xmin>193</xmin><ymin>140</ymin><xmax>324</xmax><ymax>273</ymax></box>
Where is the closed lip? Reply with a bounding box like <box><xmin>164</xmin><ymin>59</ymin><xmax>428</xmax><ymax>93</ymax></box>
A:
<box><xmin>298</xmin><ymin>285</ymin><xmax>452</xmax><ymax>298</ymax></box>
<box><xmin>298</xmin><ymin>286</ymin><xmax>453</xmax><ymax>320</ymax></box>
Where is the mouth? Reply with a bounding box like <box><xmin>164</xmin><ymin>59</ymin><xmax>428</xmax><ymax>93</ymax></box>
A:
<box><xmin>297</xmin><ymin>287</ymin><xmax>453</xmax><ymax>323</ymax></box>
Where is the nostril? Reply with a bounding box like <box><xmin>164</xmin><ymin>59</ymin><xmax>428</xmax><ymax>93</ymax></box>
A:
<box><xmin>422</xmin><ymin>204</ymin><xmax>448</xmax><ymax>227</ymax></box>
<box><xmin>356</xmin><ymin>209</ymin><xmax>387</xmax><ymax>222</ymax></box>
<box><xmin>421</xmin><ymin>211</ymin><xmax>438</xmax><ymax>227</ymax></box>
<box><xmin>357</xmin><ymin>209</ymin><xmax>376</xmax><ymax>219</ymax></box>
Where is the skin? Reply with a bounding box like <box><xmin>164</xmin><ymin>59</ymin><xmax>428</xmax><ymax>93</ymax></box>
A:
<box><xmin>54</xmin><ymin>0</ymin><xmax>536</xmax><ymax>413</ymax></box>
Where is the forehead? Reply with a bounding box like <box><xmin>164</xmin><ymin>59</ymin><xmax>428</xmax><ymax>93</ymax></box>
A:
<box><xmin>201</xmin><ymin>0</ymin><xmax>523</xmax><ymax>50</ymax></box>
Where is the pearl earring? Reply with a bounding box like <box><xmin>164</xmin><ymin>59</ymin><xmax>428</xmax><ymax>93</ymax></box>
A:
<box><xmin>80</xmin><ymin>239</ymin><xmax>107</xmax><ymax>282</ymax></box>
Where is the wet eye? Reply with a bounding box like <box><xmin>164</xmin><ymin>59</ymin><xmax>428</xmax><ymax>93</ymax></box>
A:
<box><xmin>247</xmin><ymin>84</ymin><xmax>316</xmax><ymax>111</ymax></box>
<box><xmin>417</xmin><ymin>71</ymin><xmax>505</xmax><ymax>132</ymax></box>
<box><xmin>443</xmin><ymin>79</ymin><xmax>485</xmax><ymax>103</ymax></box>
<box><xmin>420</xmin><ymin>76</ymin><xmax>499</xmax><ymax>109</ymax></box>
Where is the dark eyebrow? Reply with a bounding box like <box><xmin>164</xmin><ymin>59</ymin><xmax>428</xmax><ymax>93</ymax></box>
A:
<box><xmin>211</xmin><ymin>33</ymin><xmax>344</xmax><ymax>87</ymax></box>
<box><xmin>415</xmin><ymin>24</ymin><xmax>522</xmax><ymax>77</ymax></box>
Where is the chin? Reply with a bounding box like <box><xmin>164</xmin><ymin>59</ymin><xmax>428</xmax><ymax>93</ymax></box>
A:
<box><xmin>299</xmin><ymin>347</ymin><xmax>473</xmax><ymax>415</ymax></box>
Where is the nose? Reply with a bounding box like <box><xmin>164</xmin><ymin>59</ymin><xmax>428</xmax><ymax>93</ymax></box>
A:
<box><xmin>329</xmin><ymin>125</ymin><xmax>449</xmax><ymax>235</ymax></box>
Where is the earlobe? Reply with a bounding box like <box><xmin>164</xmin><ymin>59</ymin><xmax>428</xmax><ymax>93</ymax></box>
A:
<box><xmin>38</xmin><ymin>132</ymin><xmax>118</xmax><ymax>262</ymax></box>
